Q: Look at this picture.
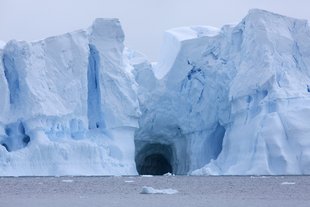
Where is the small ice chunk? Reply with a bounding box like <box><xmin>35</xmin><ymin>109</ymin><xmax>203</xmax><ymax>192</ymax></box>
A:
<box><xmin>250</xmin><ymin>176</ymin><xmax>269</xmax><ymax>179</ymax></box>
<box><xmin>141</xmin><ymin>186</ymin><xmax>178</xmax><ymax>194</ymax></box>
<box><xmin>281</xmin><ymin>182</ymin><xmax>295</xmax><ymax>185</ymax></box>
<box><xmin>163</xmin><ymin>172</ymin><xmax>174</xmax><ymax>176</ymax></box>
<box><xmin>141</xmin><ymin>175</ymin><xmax>153</xmax><ymax>177</ymax></box>
<box><xmin>124</xmin><ymin>180</ymin><xmax>134</xmax><ymax>183</ymax></box>
<box><xmin>62</xmin><ymin>179</ymin><xmax>74</xmax><ymax>183</ymax></box>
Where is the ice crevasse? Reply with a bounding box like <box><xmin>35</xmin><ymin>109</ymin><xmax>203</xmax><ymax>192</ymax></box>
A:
<box><xmin>1</xmin><ymin>9</ymin><xmax>310</xmax><ymax>176</ymax></box>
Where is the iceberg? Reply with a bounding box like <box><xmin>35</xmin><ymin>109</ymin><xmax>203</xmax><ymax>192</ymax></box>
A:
<box><xmin>0</xmin><ymin>19</ymin><xmax>140</xmax><ymax>176</ymax></box>
<box><xmin>1</xmin><ymin>9</ymin><xmax>310</xmax><ymax>176</ymax></box>
<box><xmin>136</xmin><ymin>9</ymin><xmax>310</xmax><ymax>175</ymax></box>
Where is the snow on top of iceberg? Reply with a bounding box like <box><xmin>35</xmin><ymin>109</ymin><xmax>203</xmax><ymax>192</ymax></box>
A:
<box><xmin>124</xmin><ymin>48</ymin><xmax>149</xmax><ymax>67</ymax></box>
<box><xmin>154</xmin><ymin>25</ymin><xmax>220</xmax><ymax>79</ymax></box>
<box><xmin>240</xmin><ymin>9</ymin><xmax>309</xmax><ymax>42</ymax></box>
<box><xmin>166</xmin><ymin>25</ymin><xmax>220</xmax><ymax>41</ymax></box>
<box><xmin>247</xmin><ymin>8</ymin><xmax>307</xmax><ymax>22</ymax></box>
<box><xmin>89</xmin><ymin>18</ymin><xmax>124</xmax><ymax>42</ymax></box>
<box><xmin>4</xmin><ymin>18</ymin><xmax>124</xmax><ymax>47</ymax></box>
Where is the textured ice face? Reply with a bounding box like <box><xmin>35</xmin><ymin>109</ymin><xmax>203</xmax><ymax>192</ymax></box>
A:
<box><xmin>0</xmin><ymin>19</ymin><xmax>139</xmax><ymax>176</ymax></box>
<box><xmin>1</xmin><ymin>10</ymin><xmax>310</xmax><ymax>176</ymax></box>
<box><xmin>137</xmin><ymin>9</ymin><xmax>310</xmax><ymax>175</ymax></box>
<box><xmin>2</xmin><ymin>34</ymin><xmax>89</xmax><ymax>119</ymax></box>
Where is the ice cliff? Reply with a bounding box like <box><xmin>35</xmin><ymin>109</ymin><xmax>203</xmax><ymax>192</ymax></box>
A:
<box><xmin>136</xmin><ymin>9</ymin><xmax>310</xmax><ymax>175</ymax></box>
<box><xmin>0</xmin><ymin>19</ymin><xmax>140</xmax><ymax>175</ymax></box>
<box><xmin>1</xmin><ymin>9</ymin><xmax>310</xmax><ymax>176</ymax></box>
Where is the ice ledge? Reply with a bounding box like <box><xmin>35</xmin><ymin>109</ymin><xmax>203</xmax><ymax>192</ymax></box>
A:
<box><xmin>0</xmin><ymin>18</ymin><xmax>124</xmax><ymax>49</ymax></box>
<box><xmin>166</xmin><ymin>25</ymin><xmax>220</xmax><ymax>42</ymax></box>
<box><xmin>243</xmin><ymin>9</ymin><xmax>308</xmax><ymax>27</ymax></box>
<box><xmin>247</xmin><ymin>9</ymin><xmax>301</xmax><ymax>20</ymax></box>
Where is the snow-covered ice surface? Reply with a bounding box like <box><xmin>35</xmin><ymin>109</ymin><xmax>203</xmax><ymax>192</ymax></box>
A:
<box><xmin>1</xmin><ymin>9</ymin><xmax>310</xmax><ymax>176</ymax></box>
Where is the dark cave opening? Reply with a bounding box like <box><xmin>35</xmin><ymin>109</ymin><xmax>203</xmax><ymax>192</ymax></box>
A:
<box><xmin>135</xmin><ymin>143</ymin><xmax>174</xmax><ymax>175</ymax></box>
<box><xmin>139</xmin><ymin>153</ymin><xmax>172</xmax><ymax>175</ymax></box>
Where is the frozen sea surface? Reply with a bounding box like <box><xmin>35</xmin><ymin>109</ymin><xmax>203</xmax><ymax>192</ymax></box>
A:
<box><xmin>0</xmin><ymin>176</ymin><xmax>309</xmax><ymax>207</ymax></box>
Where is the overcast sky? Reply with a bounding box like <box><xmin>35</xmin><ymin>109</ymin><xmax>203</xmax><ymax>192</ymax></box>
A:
<box><xmin>1</xmin><ymin>0</ymin><xmax>310</xmax><ymax>60</ymax></box>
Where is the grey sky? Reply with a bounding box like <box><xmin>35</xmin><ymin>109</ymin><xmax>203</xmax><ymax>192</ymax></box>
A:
<box><xmin>1</xmin><ymin>0</ymin><xmax>310</xmax><ymax>60</ymax></box>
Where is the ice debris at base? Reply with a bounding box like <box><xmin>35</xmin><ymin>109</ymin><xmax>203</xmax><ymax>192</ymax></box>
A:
<box><xmin>163</xmin><ymin>172</ymin><xmax>174</xmax><ymax>176</ymax></box>
<box><xmin>1</xmin><ymin>9</ymin><xmax>310</xmax><ymax>176</ymax></box>
<box><xmin>141</xmin><ymin>175</ymin><xmax>154</xmax><ymax>178</ymax></box>
<box><xmin>281</xmin><ymin>182</ymin><xmax>296</xmax><ymax>185</ymax></box>
<box><xmin>62</xmin><ymin>179</ymin><xmax>74</xmax><ymax>183</ymax></box>
<box><xmin>141</xmin><ymin>186</ymin><xmax>178</xmax><ymax>195</ymax></box>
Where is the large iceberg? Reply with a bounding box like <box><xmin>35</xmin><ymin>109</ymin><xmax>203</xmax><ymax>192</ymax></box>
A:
<box><xmin>1</xmin><ymin>9</ymin><xmax>310</xmax><ymax>176</ymax></box>
<box><xmin>0</xmin><ymin>19</ymin><xmax>140</xmax><ymax>175</ymax></box>
<box><xmin>135</xmin><ymin>9</ymin><xmax>310</xmax><ymax>175</ymax></box>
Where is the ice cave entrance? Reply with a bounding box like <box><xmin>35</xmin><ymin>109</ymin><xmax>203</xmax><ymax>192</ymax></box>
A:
<box><xmin>135</xmin><ymin>143</ymin><xmax>173</xmax><ymax>175</ymax></box>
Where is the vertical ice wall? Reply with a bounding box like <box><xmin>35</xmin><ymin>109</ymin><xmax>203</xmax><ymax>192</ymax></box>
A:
<box><xmin>89</xmin><ymin>19</ymin><xmax>140</xmax><ymax>130</ymax></box>
<box><xmin>0</xmin><ymin>48</ymin><xmax>10</xmax><ymax>121</ymax></box>
<box><xmin>87</xmin><ymin>44</ymin><xmax>105</xmax><ymax>129</ymax></box>
<box><xmin>2</xmin><ymin>33</ymin><xmax>90</xmax><ymax>120</ymax></box>
<box><xmin>0</xmin><ymin>19</ymin><xmax>140</xmax><ymax>176</ymax></box>
<box><xmin>207</xmin><ymin>9</ymin><xmax>310</xmax><ymax>175</ymax></box>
